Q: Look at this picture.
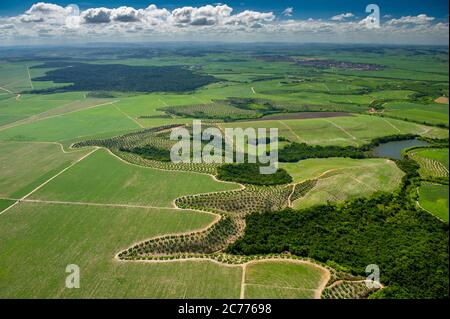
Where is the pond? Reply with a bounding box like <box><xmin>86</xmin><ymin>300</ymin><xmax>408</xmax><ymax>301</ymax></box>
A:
<box><xmin>372</xmin><ymin>139</ymin><xmax>430</xmax><ymax>160</ymax></box>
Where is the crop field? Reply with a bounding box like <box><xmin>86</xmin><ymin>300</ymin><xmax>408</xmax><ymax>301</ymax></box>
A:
<box><xmin>243</xmin><ymin>261</ymin><xmax>326</xmax><ymax>299</ymax></box>
<box><xmin>281</xmin><ymin>158</ymin><xmax>404</xmax><ymax>208</ymax></box>
<box><xmin>383</xmin><ymin>101</ymin><xmax>449</xmax><ymax>126</ymax></box>
<box><xmin>0</xmin><ymin>202</ymin><xmax>243</xmax><ymax>298</ymax></box>
<box><xmin>409</xmin><ymin>148</ymin><xmax>449</xmax><ymax>179</ymax></box>
<box><xmin>222</xmin><ymin>115</ymin><xmax>447</xmax><ymax>146</ymax></box>
<box><xmin>0</xmin><ymin>45</ymin><xmax>448</xmax><ymax>299</ymax></box>
<box><xmin>0</xmin><ymin>141</ymin><xmax>90</xmax><ymax>198</ymax></box>
<box><xmin>418</xmin><ymin>183</ymin><xmax>449</xmax><ymax>222</ymax></box>
<box><xmin>30</xmin><ymin>149</ymin><xmax>239</xmax><ymax>207</ymax></box>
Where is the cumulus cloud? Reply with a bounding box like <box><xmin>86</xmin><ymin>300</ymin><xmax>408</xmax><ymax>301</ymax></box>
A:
<box><xmin>224</xmin><ymin>10</ymin><xmax>275</xmax><ymax>27</ymax></box>
<box><xmin>0</xmin><ymin>3</ymin><xmax>448</xmax><ymax>45</ymax></box>
<box><xmin>171</xmin><ymin>5</ymin><xmax>233</xmax><ymax>26</ymax></box>
<box><xmin>0</xmin><ymin>23</ymin><xmax>15</xmax><ymax>30</ymax></box>
<box><xmin>283</xmin><ymin>8</ymin><xmax>294</xmax><ymax>17</ymax></box>
<box><xmin>25</xmin><ymin>2</ymin><xmax>68</xmax><ymax>16</ymax></box>
<box><xmin>20</xmin><ymin>15</ymin><xmax>45</xmax><ymax>23</ymax></box>
<box><xmin>386</xmin><ymin>14</ymin><xmax>435</xmax><ymax>25</ymax></box>
<box><xmin>112</xmin><ymin>6</ymin><xmax>140</xmax><ymax>22</ymax></box>
<box><xmin>82</xmin><ymin>8</ymin><xmax>112</xmax><ymax>24</ymax></box>
<box><xmin>331</xmin><ymin>13</ymin><xmax>354</xmax><ymax>21</ymax></box>
<box><xmin>141</xmin><ymin>5</ymin><xmax>170</xmax><ymax>25</ymax></box>
<box><xmin>17</xmin><ymin>2</ymin><xmax>74</xmax><ymax>25</ymax></box>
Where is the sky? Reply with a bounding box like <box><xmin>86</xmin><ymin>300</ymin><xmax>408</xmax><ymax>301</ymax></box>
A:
<box><xmin>0</xmin><ymin>1</ymin><xmax>448</xmax><ymax>45</ymax></box>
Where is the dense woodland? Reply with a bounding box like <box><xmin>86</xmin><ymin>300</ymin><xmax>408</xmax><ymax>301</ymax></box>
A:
<box><xmin>228</xmin><ymin>158</ymin><xmax>449</xmax><ymax>299</ymax></box>
<box><xmin>121</xmin><ymin>145</ymin><xmax>172</xmax><ymax>162</ymax></box>
<box><xmin>31</xmin><ymin>62</ymin><xmax>217</xmax><ymax>93</ymax></box>
<box><xmin>217</xmin><ymin>163</ymin><xmax>293</xmax><ymax>186</ymax></box>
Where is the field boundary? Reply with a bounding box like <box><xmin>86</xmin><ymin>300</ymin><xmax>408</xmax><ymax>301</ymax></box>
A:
<box><xmin>0</xmin><ymin>147</ymin><xmax>98</xmax><ymax>216</ymax></box>
<box><xmin>0</xmin><ymin>100</ymin><xmax>119</xmax><ymax>132</ymax></box>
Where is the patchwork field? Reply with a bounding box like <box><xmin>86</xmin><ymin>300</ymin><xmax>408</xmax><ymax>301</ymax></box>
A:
<box><xmin>221</xmin><ymin>115</ymin><xmax>447</xmax><ymax>147</ymax></box>
<box><xmin>0</xmin><ymin>45</ymin><xmax>448</xmax><ymax>299</ymax></box>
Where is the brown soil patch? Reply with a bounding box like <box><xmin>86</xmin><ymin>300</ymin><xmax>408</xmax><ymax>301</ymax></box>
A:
<box><xmin>435</xmin><ymin>97</ymin><xmax>449</xmax><ymax>104</ymax></box>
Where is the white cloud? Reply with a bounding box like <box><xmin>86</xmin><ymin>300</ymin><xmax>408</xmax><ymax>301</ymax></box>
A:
<box><xmin>0</xmin><ymin>23</ymin><xmax>15</xmax><ymax>30</ymax></box>
<box><xmin>283</xmin><ymin>8</ymin><xmax>294</xmax><ymax>17</ymax></box>
<box><xmin>386</xmin><ymin>14</ymin><xmax>435</xmax><ymax>25</ymax></box>
<box><xmin>224</xmin><ymin>10</ymin><xmax>275</xmax><ymax>27</ymax></box>
<box><xmin>82</xmin><ymin>8</ymin><xmax>112</xmax><ymax>24</ymax></box>
<box><xmin>0</xmin><ymin>3</ymin><xmax>447</xmax><ymax>45</ymax></box>
<box><xmin>112</xmin><ymin>6</ymin><xmax>140</xmax><ymax>22</ymax></box>
<box><xmin>25</xmin><ymin>2</ymin><xmax>68</xmax><ymax>16</ymax></box>
<box><xmin>331</xmin><ymin>13</ymin><xmax>354</xmax><ymax>21</ymax></box>
<box><xmin>171</xmin><ymin>5</ymin><xmax>232</xmax><ymax>26</ymax></box>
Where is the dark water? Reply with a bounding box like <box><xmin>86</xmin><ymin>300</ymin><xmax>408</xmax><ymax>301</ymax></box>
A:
<box><xmin>372</xmin><ymin>139</ymin><xmax>430</xmax><ymax>160</ymax></box>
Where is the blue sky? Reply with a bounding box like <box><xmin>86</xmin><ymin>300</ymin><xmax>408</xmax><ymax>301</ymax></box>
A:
<box><xmin>1</xmin><ymin>0</ymin><xmax>449</xmax><ymax>20</ymax></box>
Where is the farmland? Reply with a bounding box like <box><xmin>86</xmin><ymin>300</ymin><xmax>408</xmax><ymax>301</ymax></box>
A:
<box><xmin>0</xmin><ymin>202</ymin><xmax>243</xmax><ymax>298</ymax></box>
<box><xmin>418</xmin><ymin>183</ymin><xmax>449</xmax><ymax>222</ymax></box>
<box><xmin>0</xmin><ymin>44</ymin><xmax>448</xmax><ymax>299</ymax></box>
<box><xmin>243</xmin><ymin>261</ymin><xmax>326</xmax><ymax>299</ymax></box>
<box><xmin>280</xmin><ymin>158</ymin><xmax>404</xmax><ymax>208</ymax></box>
<box><xmin>29</xmin><ymin>149</ymin><xmax>239</xmax><ymax>207</ymax></box>
<box><xmin>221</xmin><ymin>115</ymin><xmax>447</xmax><ymax>147</ymax></box>
<box><xmin>0</xmin><ymin>141</ymin><xmax>91</xmax><ymax>198</ymax></box>
<box><xmin>409</xmin><ymin>148</ymin><xmax>449</xmax><ymax>177</ymax></box>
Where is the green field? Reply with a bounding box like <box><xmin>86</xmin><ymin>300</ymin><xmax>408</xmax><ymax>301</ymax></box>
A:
<box><xmin>418</xmin><ymin>183</ymin><xmax>449</xmax><ymax>222</ymax></box>
<box><xmin>221</xmin><ymin>115</ymin><xmax>447</xmax><ymax>147</ymax></box>
<box><xmin>409</xmin><ymin>148</ymin><xmax>449</xmax><ymax>179</ymax></box>
<box><xmin>383</xmin><ymin>101</ymin><xmax>449</xmax><ymax>126</ymax></box>
<box><xmin>281</xmin><ymin>158</ymin><xmax>404</xmax><ymax>208</ymax></box>
<box><xmin>0</xmin><ymin>202</ymin><xmax>243</xmax><ymax>298</ymax></box>
<box><xmin>0</xmin><ymin>45</ymin><xmax>448</xmax><ymax>299</ymax></box>
<box><xmin>30</xmin><ymin>149</ymin><xmax>239</xmax><ymax>207</ymax></box>
<box><xmin>0</xmin><ymin>199</ymin><xmax>15</xmax><ymax>211</ymax></box>
<box><xmin>0</xmin><ymin>102</ymin><xmax>142</xmax><ymax>143</ymax></box>
<box><xmin>0</xmin><ymin>141</ymin><xmax>90</xmax><ymax>198</ymax></box>
<box><xmin>243</xmin><ymin>261</ymin><xmax>325</xmax><ymax>299</ymax></box>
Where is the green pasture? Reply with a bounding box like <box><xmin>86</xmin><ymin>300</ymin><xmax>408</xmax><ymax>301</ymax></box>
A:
<box><xmin>383</xmin><ymin>101</ymin><xmax>449</xmax><ymax>126</ymax></box>
<box><xmin>243</xmin><ymin>261</ymin><xmax>324</xmax><ymax>299</ymax></box>
<box><xmin>0</xmin><ymin>202</ymin><xmax>242</xmax><ymax>298</ymax></box>
<box><xmin>30</xmin><ymin>149</ymin><xmax>239</xmax><ymax>207</ymax></box>
<box><xmin>0</xmin><ymin>141</ymin><xmax>90</xmax><ymax>198</ymax></box>
<box><xmin>418</xmin><ymin>183</ymin><xmax>449</xmax><ymax>222</ymax></box>
<box><xmin>281</xmin><ymin>158</ymin><xmax>404</xmax><ymax>208</ymax></box>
